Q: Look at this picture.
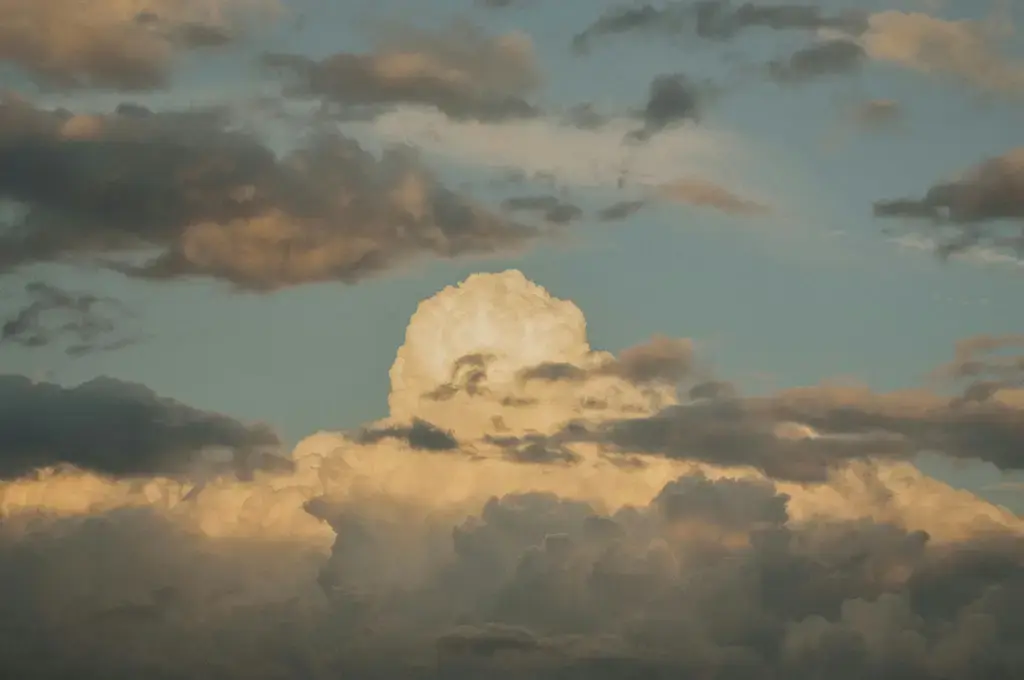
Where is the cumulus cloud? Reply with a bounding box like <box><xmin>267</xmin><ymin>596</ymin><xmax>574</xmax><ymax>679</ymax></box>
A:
<box><xmin>2</xmin><ymin>270</ymin><xmax>1024</xmax><ymax>677</ymax></box>
<box><xmin>1</xmin><ymin>281</ymin><xmax>144</xmax><ymax>355</ymax></box>
<box><xmin>264</xmin><ymin>19</ymin><xmax>541</xmax><ymax>122</ymax></box>
<box><xmin>0</xmin><ymin>0</ymin><xmax>279</xmax><ymax>90</ymax></box>
<box><xmin>873</xmin><ymin>147</ymin><xmax>1024</xmax><ymax>262</ymax></box>
<box><xmin>0</xmin><ymin>95</ymin><xmax>540</xmax><ymax>290</ymax></box>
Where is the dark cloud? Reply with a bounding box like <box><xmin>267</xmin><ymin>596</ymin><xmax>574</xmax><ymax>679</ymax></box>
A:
<box><xmin>0</xmin><ymin>375</ymin><xmax>284</xmax><ymax>479</ymax></box>
<box><xmin>629</xmin><ymin>73</ymin><xmax>703</xmax><ymax>141</ymax></box>
<box><xmin>518</xmin><ymin>361</ymin><xmax>590</xmax><ymax>383</ymax></box>
<box><xmin>573</xmin><ymin>1</ymin><xmax>867</xmax><ymax>53</ymax></box>
<box><xmin>515</xmin><ymin>336</ymin><xmax>694</xmax><ymax>390</ymax></box>
<box><xmin>0</xmin><ymin>96</ymin><xmax>540</xmax><ymax>290</ymax></box>
<box><xmin>874</xmin><ymin>148</ymin><xmax>1024</xmax><ymax>261</ymax></box>
<box><xmin>355</xmin><ymin>418</ymin><xmax>460</xmax><ymax>451</ymax></box>
<box><xmin>694</xmin><ymin>1</ymin><xmax>868</xmax><ymax>40</ymax></box>
<box><xmin>572</xmin><ymin>3</ymin><xmax>684</xmax><ymax>54</ymax></box>
<box><xmin>575</xmin><ymin>397</ymin><xmax>909</xmax><ymax>483</ymax></box>
<box><xmin>768</xmin><ymin>39</ymin><xmax>867</xmax><ymax>83</ymax></box>
<box><xmin>501</xmin><ymin>195</ymin><xmax>584</xmax><ymax>224</ymax></box>
<box><xmin>496</xmin><ymin>335</ymin><xmax>1024</xmax><ymax>481</ymax></box>
<box><xmin>486</xmin><ymin>433</ymin><xmax>582</xmax><ymax>465</ymax></box>
<box><xmin>597</xmin><ymin>200</ymin><xmax>647</xmax><ymax>221</ymax></box>
<box><xmin>1</xmin><ymin>281</ymin><xmax>144</xmax><ymax>356</ymax></box>
<box><xmin>0</xmin><ymin>0</ymin><xmax>270</xmax><ymax>90</ymax></box>
<box><xmin>539</xmin><ymin>374</ymin><xmax>1024</xmax><ymax>481</ymax></box>
<box><xmin>425</xmin><ymin>352</ymin><xmax>496</xmax><ymax>401</ymax></box>
<box><xmin>601</xmin><ymin>334</ymin><xmax>694</xmax><ymax>385</ymax></box>
<box><xmin>263</xmin><ymin>19</ymin><xmax>541</xmax><ymax>122</ymax></box>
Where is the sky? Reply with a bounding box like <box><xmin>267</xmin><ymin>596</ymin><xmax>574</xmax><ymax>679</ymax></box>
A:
<box><xmin>1</xmin><ymin>0</ymin><xmax>1024</xmax><ymax>678</ymax></box>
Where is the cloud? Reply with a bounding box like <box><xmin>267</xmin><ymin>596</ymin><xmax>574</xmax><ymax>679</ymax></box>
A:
<box><xmin>657</xmin><ymin>177</ymin><xmax>771</xmax><ymax>215</ymax></box>
<box><xmin>0</xmin><ymin>95</ymin><xmax>540</xmax><ymax>290</ymax></box>
<box><xmin>1</xmin><ymin>281</ymin><xmax>144</xmax><ymax>356</ymax></box>
<box><xmin>2</xmin><ymin>270</ymin><xmax>1024</xmax><ymax>677</ymax></box>
<box><xmin>849</xmin><ymin>99</ymin><xmax>902</xmax><ymax>130</ymax></box>
<box><xmin>366</xmin><ymin>105</ymin><xmax>743</xmax><ymax>191</ymax></box>
<box><xmin>859</xmin><ymin>10</ymin><xmax>1024</xmax><ymax>93</ymax></box>
<box><xmin>264</xmin><ymin>19</ymin><xmax>541</xmax><ymax>122</ymax></box>
<box><xmin>0</xmin><ymin>374</ymin><xmax>284</xmax><ymax>479</ymax></box>
<box><xmin>768</xmin><ymin>39</ymin><xmax>867</xmax><ymax>83</ymax></box>
<box><xmin>501</xmin><ymin>195</ymin><xmax>584</xmax><ymax>224</ymax></box>
<box><xmin>597</xmin><ymin>199</ymin><xmax>647</xmax><ymax>221</ymax></box>
<box><xmin>628</xmin><ymin>73</ymin><xmax>705</xmax><ymax>141</ymax></box>
<box><xmin>0</xmin><ymin>0</ymin><xmax>279</xmax><ymax>90</ymax></box>
<box><xmin>572</xmin><ymin>1</ymin><xmax>867</xmax><ymax>53</ymax></box>
<box><xmin>873</xmin><ymin>147</ymin><xmax>1024</xmax><ymax>262</ymax></box>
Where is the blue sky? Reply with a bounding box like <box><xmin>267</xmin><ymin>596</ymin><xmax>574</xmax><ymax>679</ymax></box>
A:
<box><xmin>1</xmin><ymin>0</ymin><xmax>1023</xmax><ymax>502</ymax></box>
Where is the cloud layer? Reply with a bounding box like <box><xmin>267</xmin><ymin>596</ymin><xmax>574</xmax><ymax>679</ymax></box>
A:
<box><xmin>2</xmin><ymin>271</ymin><xmax>1022</xmax><ymax>678</ymax></box>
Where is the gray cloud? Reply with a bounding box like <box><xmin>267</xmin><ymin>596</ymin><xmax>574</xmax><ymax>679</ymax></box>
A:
<box><xmin>355</xmin><ymin>418</ymin><xmax>460</xmax><ymax>451</ymax></box>
<box><xmin>0</xmin><ymin>375</ymin><xmax>284</xmax><ymax>479</ymax></box>
<box><xmin>1</xmin><ymin>281</ymin><xmax>144</xmax><ymax>356</ymax></box>
<box><xmin>597</xmin><ymin>200</ymin><xmax>647</xmax><ymax>222</ymax></box>
<box><xmin>488</xmin><ymin>335</ymin><xmax>1024</xmax><ymax>482</ymax></box>
<box><xmin>501</xmin><ymin>195</ymin><xmax>584</xmax><ymax>224</ymax></box>
<box><xmin>264</xmin><ymin>19</ymin><xmax>542</xmax><ymax>122</ymax></box>
<box><xmin>629</xmin><ymin>73</ymin><xmax>704</xmax><ymax>141</ymax></box>
<box><xmin>573</xmin><ymin>1</ymin><xmax>867</xmax><ymax>53</ymax></box>
<box><xmin>874</xmin><ymin>148</ymin><xmax>1024</xmax><ymax>261</ymax></box>
<box><xmin>768</xmin><ymin>39</ymin><xmax>867</xmax><ymax>83</ymax></box>
<box><xmin>0</xmin><ymin>96</ymin><xmax>540</xmax><ymax>290</ymax></box>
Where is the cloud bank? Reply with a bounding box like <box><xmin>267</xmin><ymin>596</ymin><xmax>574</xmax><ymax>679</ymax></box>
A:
<box><xmin>2</xmin><ymin>270</ymin><xmax>1023</xmax><ymax>678</ymax></box>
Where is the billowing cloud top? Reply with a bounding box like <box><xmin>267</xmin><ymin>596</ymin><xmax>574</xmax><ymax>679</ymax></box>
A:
<box><xmin>2</xmin><ymin>271</ymin><xmax>1023</xmax><ymax>678</ymax></box>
